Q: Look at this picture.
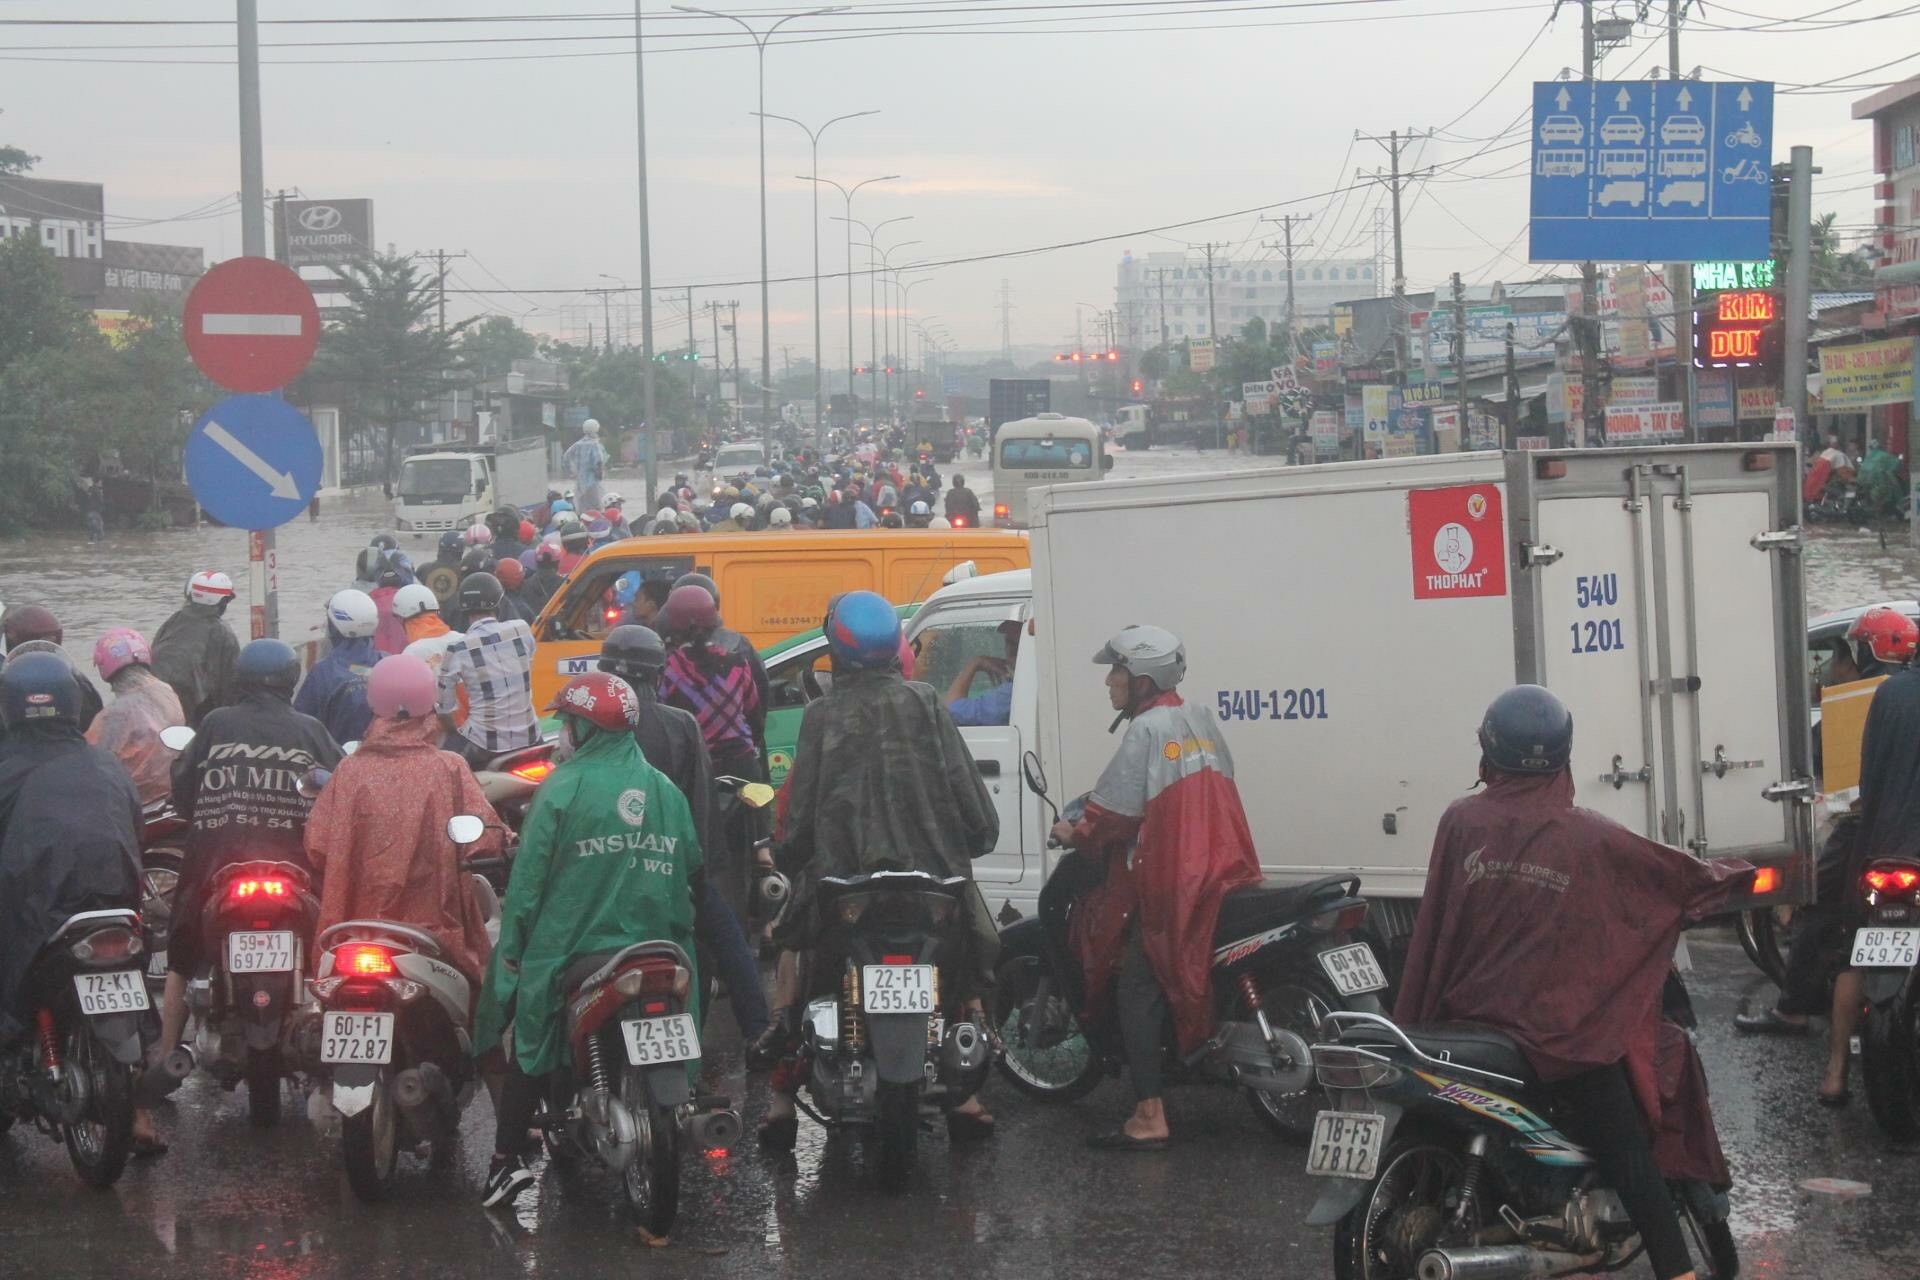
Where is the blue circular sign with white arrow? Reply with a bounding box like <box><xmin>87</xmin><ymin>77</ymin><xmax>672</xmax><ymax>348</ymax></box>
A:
<box><xmin>184</xmin><ymin>394</ymin><xmax>324</xmax><ymax>530</ymax></box>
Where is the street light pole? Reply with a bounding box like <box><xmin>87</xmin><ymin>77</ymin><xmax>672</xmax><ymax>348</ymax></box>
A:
<box><xmin>631</xmin><ymin>1</ymin><xmax>659</xmax><ymax>505</ymax></box>
<box><xmin>802</xmin><ymin>176</ymin><xmax>898</xmax><ymax>433</ymax></box>
<box><xmin>673</xmin><ymin>5</ymin><xmax>846</xmax><ymax>459</ymax></box>
<box><xmin>756</xmin><ymin>110</ymin><xmax>877</xmax><ymax>455</ymax></box>
<box><xmin>836</xmin><ymin>214</ymin><xmax>913</xmax><ymax>423</ymax></box>
<box><xmin>898</xmin><ymin>275</ymin><xmax>931</xmax><ymax>410</ymax></box>
<box><xmin>874</xmin><ymin>240</ymin><xmax>921</xmax><ymax>426</ymax></box>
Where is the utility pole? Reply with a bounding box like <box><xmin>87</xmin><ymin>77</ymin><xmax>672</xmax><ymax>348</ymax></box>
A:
<box><xmin>632</xmin><ymin>0</ymin><xmax>659</xmax><ymax>505</ymax></box>
<box><xmin>710</xmin><ymin>302</ymin><xmax>724</xmax><ymax>417</ymax></box>
<box><xmin>728</xmin><ymin>299</ymin><xmax>742</xmax><ymax>428</ymax></box>
<box><xmin>1784</xmin><ymin>145</ymin><xmax>1814</xmax><ymax>435</ymax></box>
<box><xmin>424</xmin><ymin>249</ymin><xmax>469</xmax><ymax>333</ymax></box>
<box><xmin>586</xmin><ymin>287</ymin><xmax>618</xmax><ymax>352</ymax></box>
<box><xmin>1665</xmin><ymin>0</ymin><xmax>1697</xmax><ymax>441</ymax></box>
<box><xmin>1357</xmin><ymin>129</ymin><xmax>1429</xmax><ymax>390</ymax></box>
<box><xmin>1151</xmin><ymin>267</ymin><xmax>1171</xmax><ymax>349</ymax></box>
<box><xmin>1451</xmin><ymin>272</ymin><xmax>1469</xmax><ymax>452</ymax></box>
<box><xmin>1197</xmin><ymin>242</ymin><xmax>1226</xmax><ymax>448</ymax></box>
<box><xmin>684</xmin><ymin>286</ymin><xmax>696</xmax><ymax>370</ymax></box>
<box><xmin>1260</xmin><ymin>213</ymin><xmax>1313</xmax><ymax>367</ymax></box>
<box><xmin>1577</xmin><ymin>2</ymin><xmax>1602</xmax><ymax>449</ymax></box>
<box><xmin>236</xmin><ymin>0</ymin><xmax>278</xmax><ymax>640</ymax></box>
<box><xmin>1504</xmin><ymin>320</ymin><xmax>1521</xmax><ymax>448</ymax></box>
<box><xmin>998</xmin><ymin>278</ymin><xmax>1014</xmax><ymax>361</ymax></box>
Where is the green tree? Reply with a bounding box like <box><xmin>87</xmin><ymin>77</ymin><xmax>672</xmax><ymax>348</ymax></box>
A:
<box><xmin>0</xmin><ymin>109</ymin><xmax>36</xmax><ymax>175</ymax></box>
<box><xmin>0</xmin><ymin>236</ymin><xmax>95</xmax><ymax>531</ymax></box>
<box><xmin>457</xmin><ymin>314</ymin><xmax>537</xmax><ymax>380</ymax></box>
<box><xmin>305</xmin><ymin>252</ymin><xmax>465</xmax><ymax>486</ymax></box>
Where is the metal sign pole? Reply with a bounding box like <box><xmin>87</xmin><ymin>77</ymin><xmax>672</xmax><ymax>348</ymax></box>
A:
<box><xmin>237</xmin><ymin>0</ymin><xmax>275</xmax><ymax>639</ymax></box>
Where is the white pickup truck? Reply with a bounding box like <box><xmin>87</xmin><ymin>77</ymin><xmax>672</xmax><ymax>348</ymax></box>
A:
<box><xmin>907</xmin><ymin>445</ymin><xmax>1813</xmax><ymax>957</ymax></box>
<box><xmin>394</xmin><ymin>437</ymin><xmax>549</xmax><ymax>536</ymax></box>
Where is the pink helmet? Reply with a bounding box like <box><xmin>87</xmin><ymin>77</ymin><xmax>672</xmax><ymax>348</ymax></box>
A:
<box><xmin>463</xmin><ymin>522</ymin><xmax>494</xmax><ymax>545</ymax></box>
<box><xmin>366</xmin><ymin>653</ymin><xmax>437</xmax><ymax>721</ymax></box>
<box><xmin>93</xmin><ymin>627</ymin><xmax>152</xmax><ymax>681</ymax></box>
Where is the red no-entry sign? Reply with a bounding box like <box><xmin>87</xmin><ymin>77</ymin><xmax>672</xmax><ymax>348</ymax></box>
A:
<box><xmin>183</xmin><ymin>256</ymin><xmax>320</xmax><ymax>393</ymax></box>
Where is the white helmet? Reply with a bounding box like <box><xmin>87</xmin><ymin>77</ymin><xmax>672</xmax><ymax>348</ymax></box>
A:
<box><xmin>187</xmin><ymin>570</ymin><xmax>235</xmax><ymax>606</ymax></box>
<box><xmin>1093</xmin><ymin>624</ymin><xmax>1186</xmax><ymax>691</ymax></box>
<box><xmin>602</xmin><ymin>491</ymin><xmax>624</xmax><ymax>508</ymax></box>
<box><xmin>582</xmin><ymin>418</ymin><xmax>602</xmax><ymax>436</ymax></box>
<box><xmin>657</xmin><ymin>507</ymin><xmax>678</xmax><ymax>523</ymax></box>
<box><xmin>800</xmin><ymin>496</ymin><xmax>819</xmax><ymax>510</ymax></box>
<box><xmin>392</xmin><ymin>583</ymin><xmax>439</xmax><ymax>620</ymax></box>
<box><xmin>730</xmin><ymin>502</ymin><xmax>754</xmax><ymax>522</ymax></box>
<box><xmin>326</xmin><ymin>588</ymin><xmax>380</xmax><ymax>639</ymax></box>
<box><xmin>928</xmin><ymin>515</ymin><xmax>951</xmax><ymax>529</ymax></box>
<box><xmin>909</xmin><ymin>500</ymin><xmax>931</xmax><ymax>516</ymax></box>
<box><xmin>768</xmin><ymin>507</ymin><xmax>793</xmax><ymax>527</ymax></box>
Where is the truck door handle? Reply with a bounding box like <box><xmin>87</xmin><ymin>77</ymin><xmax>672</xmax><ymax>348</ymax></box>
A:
<box><xmin>976</xmin><ymin>760</ymin><xmax>1001</xmax><ymax>777</ymax></box>
<box><xmin>1601</xmin><ymin>755</ymin><xmax>1652</xmax><ymax>790</ymax></box>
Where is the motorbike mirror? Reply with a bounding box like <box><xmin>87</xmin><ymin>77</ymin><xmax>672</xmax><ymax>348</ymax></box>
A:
<box><xmin>159</xmin><ymin>725</ymin><xmax>196</xmax><ymax>752</ymax></box>
<box><xmin>341</xmin><ymin>740</ymin><xmax>361</xmax><ymax>755</ymax></box>
<box><xmin>738</xmin><ymin>781</ymin><xmax>777</xmax><ymax>809</ymax></box>
<box><xmin>447</xmin><ymin>814</ymin><xmax>487</xmax><ymax>845</ymax></box>
<box><xmin>295</xmin><ymin>767</ymin><xmax>332</xmax><ymax>800</ymax></box>
<box><xmin>1022</xmin><ymin>750</ymin><xmax>1060</xmax><ymax>826</ymax></box>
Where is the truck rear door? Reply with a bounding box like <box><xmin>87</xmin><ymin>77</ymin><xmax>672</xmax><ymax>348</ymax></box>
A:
<box><xmin>1511</xmin><ymin>447</ymin><xmax>1811</xmax><ymax>890</ymax></box>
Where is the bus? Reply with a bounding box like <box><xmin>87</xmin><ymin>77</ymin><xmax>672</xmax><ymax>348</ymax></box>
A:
<box><xmin>990</xmin><ymin>412</ymin><xmax>1111</xmax><ymax>527</ymax></box>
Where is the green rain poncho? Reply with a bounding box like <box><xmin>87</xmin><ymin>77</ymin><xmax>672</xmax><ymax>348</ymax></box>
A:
<box><xmin>474</xmin><ymin>725</ymin><xmax>702</xmax><ymax>1076</ymax></box>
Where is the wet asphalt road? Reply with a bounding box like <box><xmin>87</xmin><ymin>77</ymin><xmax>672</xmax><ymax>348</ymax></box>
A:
<box><xmin>2</xmin><ymin>934</ymin><xmax>1918</xmax><ymax>1279</ymax></box>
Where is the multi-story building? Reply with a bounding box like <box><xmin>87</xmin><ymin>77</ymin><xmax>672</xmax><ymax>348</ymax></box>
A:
<box><xmin>1115</xmin><ymin>248</ymin><xmax>1379</xmax><ymax>345</ymax></box>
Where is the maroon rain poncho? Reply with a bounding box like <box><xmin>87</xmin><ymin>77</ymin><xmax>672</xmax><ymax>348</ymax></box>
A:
<box><xmin>1395</xmin><ymin>768</ymin><xmax>1748</xmax><ymax>1184</ymax></box>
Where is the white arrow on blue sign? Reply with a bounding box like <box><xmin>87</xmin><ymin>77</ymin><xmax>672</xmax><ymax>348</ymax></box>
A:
<box><xmin>184</xmin><ymin>394</ymin><xmax>323</xmax><ymax>530</ymax></box>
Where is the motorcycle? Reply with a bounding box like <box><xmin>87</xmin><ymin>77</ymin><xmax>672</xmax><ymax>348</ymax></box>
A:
<box><xmin>138</xmin><ymin>795</ymin><xmax>189</xmax><ymax>997</ymax></box>
<box><xmin>1303</xmin><ymin>1003</ymin><xmax>1737</xmax><ymax>1279</ymax></box>
<box><xmin>0</xmin><ymin>909</ymin><xmax>149</xmax><ymax>1189</ymax></box>
<box><xmin>305</xmin><ymin>815</ymin><xmax>504</xmax><ymax>1201</ymax></box>
<box><xmin>536</xmin><ymin>938</ymin><xmax>738</xmax><ymax>1235</ymax></box>
<box><xmin>1854</xmin><ymin>859</ymin><xmax>1920</xmax><ymax>1139</ymax></box>
<box><xmin>994</xmin><ymin>756</ymin><xmax>1382</xmax><ymax>1142</ymax></box>
<box><xmin>474</xmin><ymin>740</ymin><xmax>555</xmax><ymax>833</ymax></box>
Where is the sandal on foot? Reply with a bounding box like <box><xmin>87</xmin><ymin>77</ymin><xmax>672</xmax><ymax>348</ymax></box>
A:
<box><xmin>947</xmin><ymin>1110</ymin><xmax>996</xmax><ymax>1142</ymax></box>
<box><xmin>1817</xmin><ymin>1089</ymin><xmax>1851</xmax><ymax>1108</ymax></box>
<box><xmin>131</xmin><ymin>1135</ymin><xmax>170</xmax><ymax>1159</ymax></box>
<box><xmin>1087</xmin><ymin>1129</ymin><xmax>1167</xmax><ymax>1151</ymax></box>
<box><xmin>1733</xmin><ymin>1007</ymin><xmax>1812</xmax><ymax>1036</ymax></box>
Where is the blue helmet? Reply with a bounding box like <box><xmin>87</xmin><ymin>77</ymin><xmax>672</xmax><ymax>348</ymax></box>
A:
<box><xmin>236</xmin><ymin>638</ymin><xmax>301</xmax><ymax>699</ymax></box>
<box><xmin>826</xmin><ymin>591</ymin><xmax>901</xmax><ymax>671</ymax></box>
<box><xmin>614</xmin><ymin>570</ymin><xmax>643</xmax><ymax>607</ymax></box>
<box><xmin>1478</xmin><ymin>685</ymin><xmax>1573</xmax><ymax>775</ymax></box>
<box><xmin>0</xmin><ymin>651</ymin><xmax>78</xmax><ymax>729</ymax></box>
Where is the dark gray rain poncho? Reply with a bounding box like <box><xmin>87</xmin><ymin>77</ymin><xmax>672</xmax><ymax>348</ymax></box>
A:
<box><xmin>0</xmin><ymin>724</ymin><xmax>142</xmax><ymax>1041</ymax></box>
<box><xmin>774</xmin><ymin>667</ymin><xmax>1000</xmax><ymax>992</ymax></box>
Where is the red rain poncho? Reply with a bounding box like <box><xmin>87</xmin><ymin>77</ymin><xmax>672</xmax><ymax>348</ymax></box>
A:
<box><xmin>1395</xmin><ymin>768</ymin><xmax>1748</xmax><ymax>1185</ymax></box>
<box><xmin>303</xmin><ymin>713</ymin><xmax>503</xmax><ymax>985</ymax></box>
<box><xmin>1067</xmin><ymin>691</ymin><xmax>1261</xmax><ymax>1055</ymax></box>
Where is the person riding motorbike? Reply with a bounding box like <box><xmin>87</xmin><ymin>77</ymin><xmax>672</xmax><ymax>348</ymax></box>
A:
<box><xmin>555</xmin><ymin>520</ymin><xmax>592</xmax><ymax>577</ymax></box>
<box><xmin>155</xmin><ymin>640</ymin><xmax>342</xmax><ymax>1102</ymax></box>
<box><xmin>522</xmin><ymin>541</ymin><xmax>566</xmax><ymax>616</ymax></box>
<box><xmin>665</xmin><ymin>573</ymin><xmax>771</xmax><ymax>760</ymax></box>
<box><xmin>486</xmin><ymin>506</ymin><xmax>526</xmax><ymax>564</ymax></box>
<box><xmin>1395</xmin><ymin>685</ymin><xmax>1751</xmax><ymax>1280</ymax></box>
<box><xmin>601</xmin><ymin>626</ymin><xmax>769</xmax><ymax>1044</ymax></box>
<box><xmin>305</xmin><ymin>655</ymin><xmax>503</xmax><ymax>988</ymax></box>
<box><xmin>294</xmin><ymin>590</ymin><xmax>380</xmax><ymax>747</ymax></box>
<box><xmin>1738</xmin><ymin>606</ymin><xmax>1914</xmax><ymax>1048</ymax></box>
<box><xmin>434</xmin><ymin>572</ymin><xmax>538</xmax><ymax>769</ymax></box>
<box><xmin>86</xmin><ymin>627</ymin><xmax>185</xmax><ymax>805</ymax></box>
<box><xmin>471</xmin><ymin>671</ymin><xmax>705</xmax><ymax>1208</ymax></box>
<box><xmin>352</xmin><ymin>547</ymin><xmax>384</xmax><ymax>594</ymax></box>
<box><xmin>494</xmin><ymin>556</ymin><xmax>534</xmax><ymax>622</ymax></box>
<box><xmin>755</xmin><ymin>591</ymin><xmax>999</xmax><ymax>1147</ymax></box>
<box><xmin>657</xmin><ymin>585</ymin><xmax>764</xmax><ymax>785</ymax></box>
<box><xmin>150</xmin><ymin>571</ymin><xmax>240</xmax><ymax>728</ymax></box>
<box><xmin>369</xmin><ymin>554</ymin><xmax>413</xmax><ymax>657</ymax></box>
<box><xmin>905</xmin><ymin>499</ymin><xmax>933</xmax><ymax>529</ymax></box>
<box><xmin>1050</xmin><ymin>625</ymin><xmax>1261</xmax><ymax>1150</ymax></box>
<box><xmin>1</xmin><ymin>606</ymin><xmax>105</xmax><ymax>733</ymax></box>
<box><xmin>943</xmin><ymin>475</ymin><xmax>982</xmax><ymax>526</ymax></box>
<box><xmin>0</xmin><ymin>652</ymin><xmax>155</xmax><ymax>1152</ymax></box>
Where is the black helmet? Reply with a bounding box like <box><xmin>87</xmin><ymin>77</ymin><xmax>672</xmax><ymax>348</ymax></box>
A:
<box><xmin>673</xmin><ymin>571</ymin><xmax>720</xmax><ymax>607</ymax></box>
<box><xmin>355</xmin><ymin>547</ymin><xmax>384</xmax><ymax>582</ymax></box>
<box><xmin>459</xmin><ymin>571</ymin><xmax>505</xmax><ymax>613</ymax></box>
<box><xmin>437</xmin><ymin>529</ymin><xmax>465</xmax><ymax>561</ymax></box>
<box><xmin>600</xmin><ymin>625</ymin><xmax>669</xmax><ymax>684</ymax></box>
<box><xmin>487</xmin><ymin>506</ymin><xmax>519</xmax><ymax>539</ymax></box>
<box><xmin>0</xmin><ymin>651</ymin><xmax>78</xmax><ymax>729</ymax></box>
<box><xmin>1477</xmin><ymin>685</ymin><xmax>1574</xmax><ymax>775</ymax></box>
<box><xmin>235</xmin><ymin>639</ymin><xmax>301</xmax><ymax>699</ymax></box>
<box><xmin>559</xmin><ymin>520</ymin><xmax>591</xmax><ymax>550</ymax></box>
<box><xmin>459</xmin><ymin>545</ymin><xmax>495</xmax><ymax>575</ymax></box>
<box><xmin>369</xmin><ymin>532</ymin><xmax>399</xmax><ymax>553</ymax></box>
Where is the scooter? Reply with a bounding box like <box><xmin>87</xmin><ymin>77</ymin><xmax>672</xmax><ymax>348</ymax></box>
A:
<box><xmin>1854</xmin><ymin>858</ymin><xmax>1920</xmax><ymax>1139</ymax></box>
<box><xmin>138</xmin><ymin>795</ymin><xmax>189</xmax><ymax>998</ymax></box>
<box><xmin>994</xmin><ymin>755</ymin><xmax>1382</xmax><ymax>1142</ymax></box>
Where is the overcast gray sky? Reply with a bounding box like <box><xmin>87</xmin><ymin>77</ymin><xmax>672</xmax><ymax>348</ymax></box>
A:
<box><xmin>2</xmin><ymin>0</ymin><xmax>1906</xmax><ymax>363</ymax></box>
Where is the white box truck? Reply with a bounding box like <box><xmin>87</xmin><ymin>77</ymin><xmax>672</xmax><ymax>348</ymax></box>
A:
<box><xmin>907</xmin><ymin>445</ymin><xmax>1812</xmax><ymax>949</ymax></box>
<box><xmin>394</xmin><ymin>437</ymin><xmax>549</xmax><ymax>536</ymax></box>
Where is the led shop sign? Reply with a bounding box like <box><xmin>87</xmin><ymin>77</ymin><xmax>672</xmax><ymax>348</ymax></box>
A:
<box><xmin>1692</xmin><ymin>289</ymin><xmax>1777</xmax><ymax>369</ymax></box>
<box><xmin>1691</xmin><ymin>261</ymin><xmax>1776</xmax><ymax>292</ymax></box>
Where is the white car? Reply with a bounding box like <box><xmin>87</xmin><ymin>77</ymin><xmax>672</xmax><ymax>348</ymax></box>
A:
<box><xmin>1539</xmin><ymin>114</ymin><xmax>1584</xmax><ymax>145</ymax></box>
<box><xmin>1599</xmin><ymin>115</ymin><xmax>1645</xmax><ymax>145</ymax></box>
<box><xmin>1660</xmin><ymin>115</ymin><xmax>1706</xmax><ymax>144</ymax></box>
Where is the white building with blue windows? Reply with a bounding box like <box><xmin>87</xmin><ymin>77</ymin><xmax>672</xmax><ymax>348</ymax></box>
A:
<box><xmin>1115</xmin><ymin>249</ymin><xmax>1379</xmax><ymax>344</ymax></box>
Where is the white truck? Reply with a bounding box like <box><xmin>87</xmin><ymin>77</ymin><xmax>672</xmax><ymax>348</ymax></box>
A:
<box><xmin>908</xmin><ymin>445</ymin><xmax>1813</xmax><ymax>952</ymax></box>
<box><xmin>394</xmin><ymin>437</ymin><xmax>549</xmax><ymax>536</ymax></box>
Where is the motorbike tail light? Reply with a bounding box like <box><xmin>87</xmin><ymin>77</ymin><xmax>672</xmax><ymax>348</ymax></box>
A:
<box><xmin>951</xmin><ymin>515</ymin><xmax>970</xmax><ymax>528</ymax></box>
<box><xmin>614</xmin><ymin>962</ymin><xmax>689</xmax><ymax>999</ymax></box>
<box><xmin>335</xmin><ymin>944</ymin><xmax>396</xmax><ymax>977</ymax></box>
<box><xmin>1865</xmin><ymin>867</ymin><xmax>1920</xmax><ymax>894</ymax></box>
<box><xmin>71</xmin><ymin>927</ymin><xmax>143</xmax><ymax>965</ymax></box>
<box><xmin>1313</xmin><ymin>1045</ymin><xmax>1402</xmax><ymax>1091</ymax></box>
<box><xmin>642</xmin><ymin>999</ymin><xmax>668</xmax><ymax>1016</ymax></box>
<box><xmin>604</xmin><ymin>606</ymin><xmax>623</xmax><ymax>625</ymax></box>
<box><xmin>1310</xmin><ymin>902</ymin><xmax>1370</xmax><ymax>933</ymax></box>
<box><xmin>509</xmin><ymin>758</ymin><xmax>553</xmax><ymax>783</ymax></box>
<box><xmin>1751</xmin><ymin>866</ymin><xmax>1779</xmax><ymax>896</ymax></box>
<box><xmin>993</xmin><ymin>503</ymin><xmax>1009</xmax><ymax>520</ymax></box>
<box><xmin>230</xmin><ymin>877</ymin><xmax>291</xmax><ymax>902</ymax></box>
<box><xmin>881</xmin><ymin>954</ymin><xmax>915</xmax><ymax>966</ymax></box>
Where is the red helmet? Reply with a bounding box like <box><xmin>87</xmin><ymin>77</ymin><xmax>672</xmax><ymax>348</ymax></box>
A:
<box><xmin>1848</xmin><ymin>606</ymin><xmax>1919</xmax><ymax>666</ymax></box>
<box><xmin>544</xmin><ymin>671</ymin><xmax>639</xmax><ymax>732</ymax></box>
<box><xmin>660</xmin><ymin>584</ymin><xmax>720</xmax><ymax>638</ymax></box>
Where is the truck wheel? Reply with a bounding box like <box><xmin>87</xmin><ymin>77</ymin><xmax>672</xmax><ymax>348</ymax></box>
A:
<box><xmin>1863</xmin><ymin>994</ymin><xmax>1920</xmax><ymax>1141</ymax></box>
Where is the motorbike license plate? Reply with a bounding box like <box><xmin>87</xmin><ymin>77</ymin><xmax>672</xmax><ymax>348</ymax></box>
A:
<box><xmin>72</xmin><ymin>970</ymin><xmax>149</xmax><ymax>1015</ymax></box>
<box><xmin>226</xmin><ymin>931</ymin><xmax>295</xmax><ymax>974</ymax></box>
<box><xmin>863</xmin><ymin>964</ymin><xmax>935</xmax><ymax>1014</ymax></box>
<box><xmin>1851</xmin><ymin>927</ymin><xmax>1920</xmax><ymax>968</ymax></box>
<box><xmin>1306</xmin><ymin>1109</ymin><xmax>1385</xmax><ymax>1180</ymax></box>
<box><xmin>621</xmin><ymin>1014</ymin><xmax>700</xmax><ymax>1066</ymax></box>
<box><xmin>1318</xmin><ymin>943</ymin><xmax>1389</xmax><ymax>996</ymax></box>
<box><xmin>320</xmin><ymin>1012</ymin><xmax>394</xmax><ymax>1065</ymax></box>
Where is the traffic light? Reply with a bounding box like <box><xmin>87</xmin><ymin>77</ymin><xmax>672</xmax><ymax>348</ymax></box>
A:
<box><xmin>1105</xmin><ymin>349</ymin><xmax>1120</xmax><ymax>362</ymax></box>
<box><xmin>1131</xmin><ymin>378</ymin><xmax>1144</xmax><ymax>395</ymax></box>
<box><xmin>913</xmin><ymin>388</ymin><xmax>926</xmax><ymax>399</ymax></box>
<box><xmin>855</xmin><ymin>365</ymin><xmax>869</xmax><ymax>374</ymax></box>
<box><xmin>885</xmin><ymin>366</ymin><xmax>895</xmax><ymax>374</ymax></box>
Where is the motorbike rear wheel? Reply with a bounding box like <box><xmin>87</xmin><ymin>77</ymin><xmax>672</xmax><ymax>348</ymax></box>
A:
<box><xmin>1736</xmin><ymin>906</ymin><xmax>1791</xmax><ymax>986</ymax></box>
<box><xmin>62</xmin><ymin>1026</ymin><xmax>134</xmax><ymax>1190</ymax></box>
<box><xmin>246</xmin><ymin>1051</ymin><xmax>282</xmax><ymax>1128</ymax></box>
<box><xmin>1334</xmin><ymin>1127</ymin><xmax>1472</xmax><ymax>1280</ymax></box>
<box><xmin>140</xmin><ymin>849</ymin><xmax>184</xmax><ymax>956</ymax></box>
<box><xmin>1243</xmin><ymin>965</ymin><xmax>1339</xmax><ymax>1144</ymax></box>
<box><xmin>875</xmin><ymin>1080</ymin><xmax>919</xmax><ymax>1180</ymax></box>
<box><xmin>993</xmin><ymin>954</ymin><xmax>1102</xmax><ymax>1103</ymax></box>
<box><xmin>620</xmin><ymin>1070</ymin><xmax>680</xmax><ymax>1238</ymax></box>
<box><xmin>1862</xmin><ymin>991</ymin><xmax>1920</xmax><ymax>1141</ymax></box>
<box><xmin>342</xmin><ymin>1079</ymin><xmax>400</xmax><ymax>1203</ymax></box>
